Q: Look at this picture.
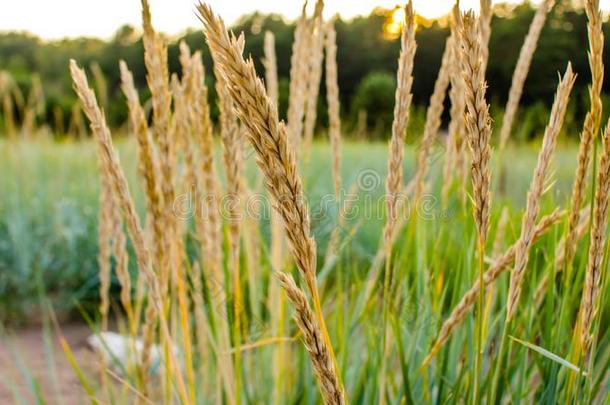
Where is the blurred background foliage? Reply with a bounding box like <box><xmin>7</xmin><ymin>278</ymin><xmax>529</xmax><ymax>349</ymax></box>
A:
<box><xmin>0</xmin><ymin>0</ymin><xmax>609</xmax><ymax>141</ymax></box>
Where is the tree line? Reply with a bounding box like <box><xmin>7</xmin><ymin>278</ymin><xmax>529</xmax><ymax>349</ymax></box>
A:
<box><xmin>0</xmin><ymin>0</ymin><xmax>609</xmax><ymax>140</ymax></box>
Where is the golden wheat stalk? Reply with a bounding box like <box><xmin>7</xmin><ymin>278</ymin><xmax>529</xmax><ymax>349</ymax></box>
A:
<box><xmin>187</xmin><ymin>49</ymin><xmax>237</xmax><ymax>403</ymax></box>
<box><xmin>141</xmin><ymin>0</ymin><xmax>176</xmax><ymax>297</ymax></box>
<box><xmin>119</xmin><ymin>61</ymin><xmax>164</xmax><ymax>264</ymax></box>
<box><xmin>264</xmin><ymin>23</ymin><xmax>289</xmax><ymax>389</ymax></box>
<box><xmin>71</xmin><ymin>60</ymin><xmax>155</xmax><ymax>306</ymax></box>
<box><xmin>276</xmin><ymin>272</ymin><xmax>346</xmax><ymax>404</ymax></box>
<box><xmin>212</xmin><ymin>36</ymin><xmax>245</xmax><ymax>283</ymax></box>
<box><xmin>141</xmin><ymin>0</ymin><xmax>171</xmax><ymax>145</ymax></box>
<box><xmin>97</xmin><ymin>156</ymin><xmax>113</xmax><ymax>333</ymax></box>
<box><xmin>214</xmin><ymin>64</ymin><xmax>244</xmax><ymax>239</ymax></box>
<box><xmin>379</xmin><ymin>3</ymin><xmax>416</xmax><ymax>402</ymax></box>
<box><xmin>170</xmin><ymin>74</ymin><xmax>189</xmax><ymax>160</ymax></box>
<box><xmin>423</xmin><ymin>208</ymin><xmax>565</xmax><ymax>365</ymax></box>
<box><xmin>564</xmin><ymin>0</ymin><xmax>605</xmax><ymax>267</ymax></box>
<box><xmin>168</xmin><ymin>72</ymin><xmax>198</xmax><ymax>404</ymax></box>
<box><xmin>506</xmin><ymin>63</ymin><xmax>576</xmax><ymax>320</ymax></box>
<box><xmin>211</xmin><ymin>36</ymin><xmax>247</xmax><ymax>403</ymax></box>
<box><xmin>460</xmin><ymin>10</ymin><xmax>493</xmax><ymax>244</ymax></box>
<box><xmin>498</xmin><ymin>0</ymin><xmax>554</xmax><ymax>150</ymax></box>
<box><xmin>325</xmin><ymin>20</ymin><xmax>343</xmax><ymax>198</ymax></box>
<box><xmin>96</xmin><ymin>163</ymin><xmax>113</xmax><ymax>397</ymax></box>
<box><xmin>414</xmin><ymin>34</ymin><xmax>452</xmax><ymax>201</ymax></box>
<box><xmin>442</xmin><ymin>2</ymin><xmax>467</xmax><ymax>205</ymax></box>
<box><xmin>382</xmin><ymin>0</ymin><xmax>416</xmax><ymax>252</ymax></box>
<box><xmin>140</xmin><ymin>8</ymin><xmax>177</xmax><ymax>391</ymax></box>
<box><xmin>90</xmin><ymin>62</ymin><xmax>109</xmax><ymax>112</ymax></box>
<box><xmin>263</xmin><ymin>31</ymin><xmax>280</xmax><ymax>108</ymax></box>
<box><xmin>177</xmin><ymin>43</ymin><xmax>201</xmax><ymax>199</ymax></box>
<box><xmin>69</xmin><ymin>60</ymin><xmax>188</xmax><ymax>403</ymax></box>
<box><xmin>110</xmin><ymin>207</ymin><xmax>134</xmax><ymax>333</ymax></box>
<box><xmin>287</xmin><ymin>2</ymin><xmax>311</xmax><ymax>152</ymax></box>
<box><xmin>579</xmin><ymin>119</ymin><xmax>610</xmax><ymax>354</ymax></box>
<box><xmin>264</xmin><ymin>35</ymin><xmax>287</xmax><ymax>385</ymax></box>
<box><xmin>460</xmin><ymin>13</ymin><xmax>494</xmax><ymax>390</ymax></box>
<box><xmin>506</xmin><ymin>64</ymin><xmax>576</xmax><ymax>320</ymax></box>
<box><xmin>478</xmin><ymin>0</ymin><xmax>493</xmax><ymax>72</ymax></box>
<box><xmin>197</xmin><ymin>4</ymin><xmax>344</xmax><ymax>401</ymax></box>
<box><xmin>199</xmin><ymin>1</ymin><xmax>318</xmax><ymax>302</ymax></box>
<box><xmin>303</xmin><ymin>0</ymin><xmax>326</xmax><ymax>160</ymax></box>
<box><xmin>119</xmin><ymin>60</ymin><xmax>166</xmax><ymax>385</ymax></box>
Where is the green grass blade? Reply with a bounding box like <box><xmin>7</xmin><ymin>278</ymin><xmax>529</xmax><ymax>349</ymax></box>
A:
<box><xmin>509</xmin><ymin>335</ymin><xmax>586</xmax><ymax>376</ymax></box>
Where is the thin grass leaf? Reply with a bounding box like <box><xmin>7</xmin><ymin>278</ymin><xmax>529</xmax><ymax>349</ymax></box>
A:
<box><xmin>509</xmin><ymin>335</ymin><xmax>587</xmax><ymax>376</ymax></box>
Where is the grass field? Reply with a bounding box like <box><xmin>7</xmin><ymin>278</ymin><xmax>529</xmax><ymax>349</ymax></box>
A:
<box><xmin>2</xmin><ymin>0</ymin><xmax>610</xmax><ymax>402</ymax></box>
<box><xmin>0</xmin><ymin>138</ymin><xmax>581</xmax><ymax>320</ymax></box>
<box><xmin>1</xmin><ymin>137</ymin><xmax>609</xmax><ymax>403</ymax></box>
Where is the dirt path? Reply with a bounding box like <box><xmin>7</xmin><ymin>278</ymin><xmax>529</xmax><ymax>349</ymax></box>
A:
<box><xmin>0</xmin><ymin>322</ymin><xmax>94</xmax><ymax>404</ymax></box>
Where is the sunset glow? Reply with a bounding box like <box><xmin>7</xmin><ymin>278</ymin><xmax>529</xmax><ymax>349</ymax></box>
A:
<box><xmin>383</xmin><ymin>7</ymin><xmax>407</xmax><ymax>39</ymax></box>
<box><xmin>0</xmin><ymin>0</ymin><xmax>608</xmax><ymax>39</ymax></box>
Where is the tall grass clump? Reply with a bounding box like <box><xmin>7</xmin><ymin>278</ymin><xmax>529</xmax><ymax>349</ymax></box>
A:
<box><xmin>9</xmin><ymin>1</ymin><xmax>609</xmax><ymax>404</ymax></box>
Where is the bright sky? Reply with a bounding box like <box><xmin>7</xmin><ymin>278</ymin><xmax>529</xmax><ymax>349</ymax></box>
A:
<box><xmin>1</xmin><ymin>0</ymin><xmax>609</xmax><ymax>40</ymax></box>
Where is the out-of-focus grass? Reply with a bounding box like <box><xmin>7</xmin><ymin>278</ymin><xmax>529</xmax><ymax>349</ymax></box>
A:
<box><xmin>3</xmin><ymin>137</ymin><xmax>610</xmax><ymax>404</ymax></box>
<box><xmin>0</xmin><ymin>137</ymin><xmax>577</xmax><ymax>321</ymax></box>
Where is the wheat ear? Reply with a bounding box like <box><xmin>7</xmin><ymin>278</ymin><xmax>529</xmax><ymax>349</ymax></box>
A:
<box><xmin>263</xmin><ymin>31</ymin><xmax>280</xmax><ymax>108</ymax></box>
<box><xmin>110</xmin><ymin>206</ymin><xmax>133</xmax><ymax>333</ymax></box>
<box><xmin>460</xmin><ymin>13</ymin><xmax>495</xmax><ymax>390</ymax></box>
<box><xmin>499</xmin><ymin>0</ymin><xmax>554</xmax><ymax>149</ymax></box>
<box><xmin>414</xmin><ymin>34</ymin><xmax>452</xmax><ymax>200</ymax></box>
<box><xmin>379</xmin><ymin>3</ymin><xmax>416</xmax><ymax>403</ymax></box>
<box><xmin>212</xmin><ymin>35</ymin><xmax>247</xmax><ymax>403</ymax></box>
<box><xmin>303</xmin><ymin>0</ymin><xmax>326</xmax><ymax>160</ymax></box>
<box><xmin>564</xmin><ymin>0</ymin><xmax>605</xmax><ymax>267</ymax></box>
<box><xmin>119</xmin><ymin>61</ymin><xmax>164</xmax><ymax>267</ymax></box>
<box><xmin>71</xmin><ymin>60</ymin><xmax>155</xmax><ymax>310</ymax></box>
<box><xmin>199</xmin><ymin>2</ymin><xmax>317</xmax><ymax>303</ymax></box>
<box><xmin>277</xmin><ymin>272</ymin><xmax>346</xmax><ymax>404</ymax></box>
<box><xmin>287</xmin><ymin>2</ymin><xmax>311</xmax><ymax>152</ymax></box>
<box><xmin>579</xmin><ymin>119</ymin><xmax>610</xmax><ymax>353</ymax></box>
<box><xmin>119</xmin><ymin>60</ymin><xmax>165</xmax><ymax>385</ymax></box>
<box><xmin>442</xmin><ymin>2</ymin><xmax>467</xmax><ymax>205</ymax></box>
<box><xmin>506</xmin><ymin>64</ymin><xmax>576</xmax><ymax>320</ymax></box>
<box><xmin>461</xmin><ymin>10</ymin><xmax>493</xmax><ymax>244</ymax></box>
<box><xmin>263</xmin><ymin>34</ymin><xmax>287</xmax><ymax>385</ymax></box>
<box><xmin>140</xmin><ymin>7</ymin><xmax>176</xmax><ymax>391</ymax></box>
<box><xmin>478</xmin><ymin>0</ymin><xmax>493</xmax><ymax>72</ymax></box>
<box><xmin>423</xmin><ymin>208</ymin><xmax>565</xmax><ymax>366</ymax></box>
<box><xmin>90</xmin><ymin>62</ymin><xmax>108</xmax><ymax>113</ymax></box>
<box><xmin>69</xmin><ymin>60</ymin><xmax>188</xmax><ymax>403</ymax></box>
<box><xmin>141</xmin><ymin>0</ymin><xmax>175</xmax><ymax>296</ymax></box>
<box><xmin>197</xmin><ymin>4</ymin><xmax>343</xmax><ymax>401</ymax></box>
<box><xmin>264</xmin><ymin>28</ymin><xmax>288</xmax><ymax>403</ymax></box>
<box><xmin>383</xmin><ymin>0</ymin><xmax>416</xmax><ymax>252</ymax></box>
<box><xmin>325</xmin><ymin>20</ymin><xmax>342</xmax><ymax>198</ymax></box>
<box><xmin>188</xmin><ymin>50</ymin><xmax>236</xmax><ymax>403</ymax></box>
